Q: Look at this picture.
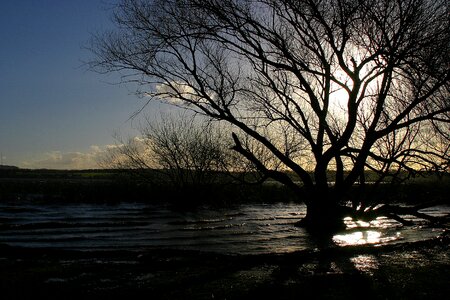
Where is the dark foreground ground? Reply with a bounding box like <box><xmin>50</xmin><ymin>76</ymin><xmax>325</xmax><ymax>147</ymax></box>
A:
<box><xmin>1</xmin><ymin>233</ymin><xmax>449</xmax><ymax>300</ymax></box>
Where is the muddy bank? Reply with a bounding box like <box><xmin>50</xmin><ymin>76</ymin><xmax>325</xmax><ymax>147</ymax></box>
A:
<box><xmin>1</xmin><ymin>234</ymin><xmax>448</xmax><ymax>300</ymax></box>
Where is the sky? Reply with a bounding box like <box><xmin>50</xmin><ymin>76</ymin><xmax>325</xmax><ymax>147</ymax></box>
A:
<box><xmin>0</xmin><ymin>0</ymin><xmax>166</xmax><ymax>169</ymax></box>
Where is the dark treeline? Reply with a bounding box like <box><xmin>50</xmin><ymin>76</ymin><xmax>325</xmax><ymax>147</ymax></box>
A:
<box><xmin>0</xmin><ymin>168</ymin><xmax>296</xmax><ymax>206</ymax></box>
<box><xmin>0</xmin><ymin>168</ymin><xmax>448</xmax><ymax>207</ymax></box>
<box><xmin>2</xmin><ymin>167</ymin><xmax>448</xmax><ymax>181</ymax></box>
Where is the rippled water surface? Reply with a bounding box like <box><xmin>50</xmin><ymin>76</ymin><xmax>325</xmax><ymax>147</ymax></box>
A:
<box><xmin>0</xmin><ymin>202</ymin><xmax>447</xmax><ymax>254</ymax></box>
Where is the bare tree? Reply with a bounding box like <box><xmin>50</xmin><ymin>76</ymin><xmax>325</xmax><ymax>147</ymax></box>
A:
<box><xmin>101</xmin><ymin>113</ymin><xmax>234</xmax><ymax>188</ymax></box>
<box><xmin>90</xmin><ymin>0</ymin><xmax>449</xmax><ymax>231</ymax></box>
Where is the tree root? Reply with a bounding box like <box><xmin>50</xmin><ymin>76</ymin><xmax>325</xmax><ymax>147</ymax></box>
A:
<box><xmin>347</xmin><ymin>200</ymin><xmax>449</xmax><ymax>227</ymax></box>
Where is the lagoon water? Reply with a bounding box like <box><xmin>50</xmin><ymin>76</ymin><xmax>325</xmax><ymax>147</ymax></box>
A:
<box><xmin>0</xmin><ymin>202</ymin><xmax>448</xmax><ymax>255</ymax></box>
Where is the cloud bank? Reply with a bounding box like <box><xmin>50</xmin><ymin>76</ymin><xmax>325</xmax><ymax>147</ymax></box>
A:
<box><xmin>20</xmin><ymin>145</ymin><xmax>114</xmax><ymax>170</ymax></box>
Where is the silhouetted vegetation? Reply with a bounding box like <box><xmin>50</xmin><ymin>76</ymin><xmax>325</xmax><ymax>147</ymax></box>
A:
<box><xmin>0</xmin><ymin>168</ymin><xmax>293</xmax><ymax>205</ymax></box>
<box><xmin>90</xmin><ymin>0</ymin><xmax>450</xmax><ymax>231</ymax></box>
<box><xmin>1</xmin><ymin>168</ymin><xmax>448</xmax><ymax>208</ymax></box>
<box><xmin>0</xmin><ymin>165</ymin><xmax>19</xmax><ymax>170</ymax></box>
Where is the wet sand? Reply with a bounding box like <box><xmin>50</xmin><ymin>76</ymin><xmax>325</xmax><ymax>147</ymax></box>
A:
<box><xmin>1</xmin><ymin>234</ymin><xmax>449</xmax><ymax>300</ymax></box>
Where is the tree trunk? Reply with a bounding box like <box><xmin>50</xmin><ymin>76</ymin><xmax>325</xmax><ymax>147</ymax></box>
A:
<box><xmin>295</xmin><ymin>188</ymin><xmax>346</xmax><ymax>233</ymax></box>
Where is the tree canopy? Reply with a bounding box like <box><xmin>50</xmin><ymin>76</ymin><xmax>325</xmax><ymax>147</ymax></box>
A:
<box><xmin>91</xmin><ymin>0</ymin><xmax>450</xmax><ymax>230</ymax></box>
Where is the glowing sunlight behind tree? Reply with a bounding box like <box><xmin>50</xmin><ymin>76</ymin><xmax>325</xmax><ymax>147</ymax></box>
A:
<box><xmin>90</xmin><ymin>0</ymin><xmax>449</xmax><ymax>231</ymax></box>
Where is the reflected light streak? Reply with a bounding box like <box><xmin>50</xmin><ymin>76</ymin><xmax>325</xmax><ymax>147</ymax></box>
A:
<box><xmin>343</xmin><ymin>216</ymin><xmax>398</xmax><ymax>230</ymax></box>
<box><xmin>333</xmin><ymin>230</ymin><xmax>401</xmax><ymax>246</ymax></box>
<box><xmin>350</xmin><ymin>255</ymin><xmax>379</xmax><ymax>275</ymax></box>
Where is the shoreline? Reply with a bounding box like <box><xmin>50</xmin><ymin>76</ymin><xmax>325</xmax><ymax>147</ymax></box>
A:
<box><xmin>1</xmin><ymin>234</ymin><xmax>449</xmax><ymax>299</ymax></box>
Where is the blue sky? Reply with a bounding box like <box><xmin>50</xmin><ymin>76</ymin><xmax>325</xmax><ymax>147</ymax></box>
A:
<box><xmin>0</xmin><ymin>1</ymin><xmax>165</xmax><ymax>169</ymax></box>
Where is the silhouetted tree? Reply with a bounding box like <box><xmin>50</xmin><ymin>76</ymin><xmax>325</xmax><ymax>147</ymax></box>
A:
<box><xmin>91</xmin><ymin>0</ymin><xmax>449</xmax><ymax>231</ymax></box>
<box><xmin>101</xmin><ymin>113</ymin><xmax>235</xmax><ymax>187</ymax></box>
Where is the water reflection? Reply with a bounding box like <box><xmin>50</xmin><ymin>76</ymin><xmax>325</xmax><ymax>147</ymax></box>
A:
<box><xmin>350</xmin><ymin>255</ymin><xmax>379</xmax><ymax>275</ymax></box>
<box><xmin>333</xmin><ymin>216</ymin><xmax>402</xmax><ymax>246</ymax></box>
<box><xmin>0</xmin><ymin>202</ymin><xmax>446</xmax><ymax>255</ymax></box>
<box><xmin>0</xmin><ymin>202</ymin><xmax>311</xmax><ymax>254</ymax></box>
<box><xmin>343</xmin><ymin>216</ymin><xmax>400</xmax><ymax>229</ymax></box>
<box><xmin>333</xmin><ymin>230</ymin><xmax>401</xmax><ymax>246</ymax></box>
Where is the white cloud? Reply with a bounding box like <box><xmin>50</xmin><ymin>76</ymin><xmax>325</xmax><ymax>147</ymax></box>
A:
<box><xmin>154</xmin><ymin>82</ymin><xmax>208</xmax><ymax>106</ymax></box>
<box><xmin>20</xmin><ymin>145</ymin><xmax>111</xmax><ymax>170</ymax></box>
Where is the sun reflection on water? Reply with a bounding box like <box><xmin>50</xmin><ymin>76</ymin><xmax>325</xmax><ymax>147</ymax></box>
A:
<box><xmin>334</xmin><ymin>217</ymin><xmax>401</xmax><ymax>246</ymax></box>
<box><xmin>350</xmin><ymin>255</ymin><xmax>379</xmax><ymax>275</ymax></box>
<box><xmin>343</xmin><ymin>216</ymin><xmax>398</xmax><ymax>229</ymax></box>
<box><xmin>333</xmin><ymin>230</ymin><xmax>400</xmax><ymax>246</ymax></box>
